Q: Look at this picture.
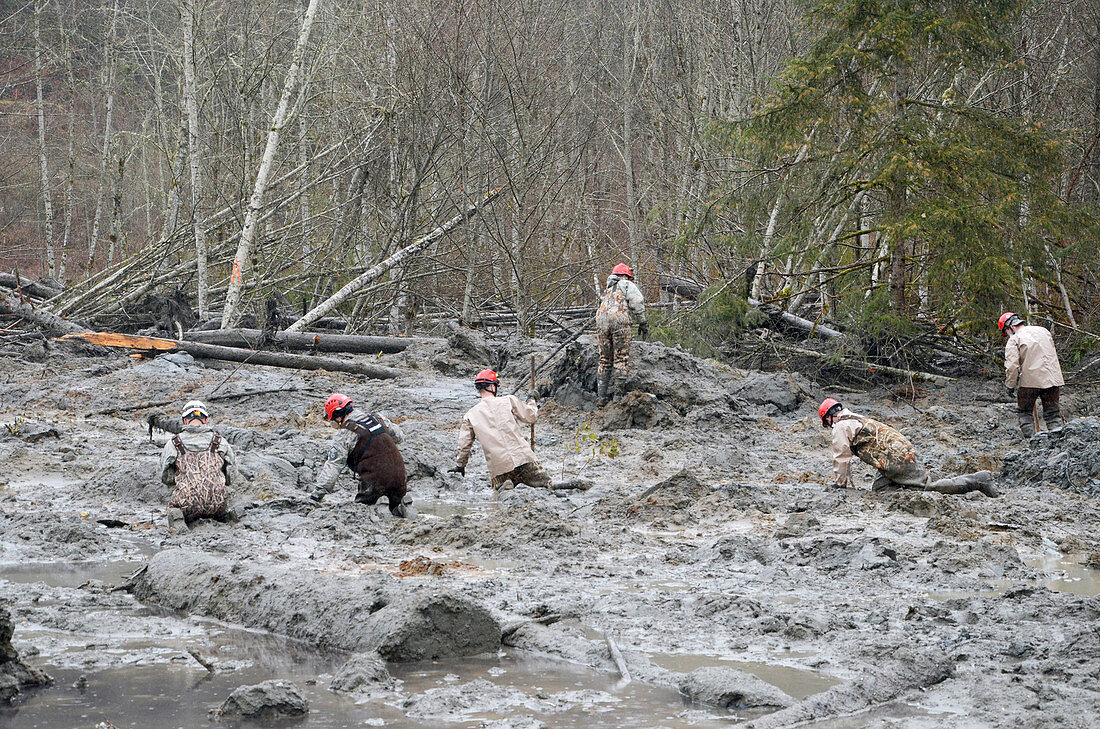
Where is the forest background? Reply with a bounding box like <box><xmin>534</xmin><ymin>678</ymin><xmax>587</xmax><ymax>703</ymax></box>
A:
<box><xmin>2</xmin><ymin>0</ymin><xmax>1098</xmax><ymax>362</ymax></box>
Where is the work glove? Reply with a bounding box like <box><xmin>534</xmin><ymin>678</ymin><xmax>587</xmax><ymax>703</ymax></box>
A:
<box><xmin>638</xmin><ymin>322</ymin><xmax>649</xmax><ymax>341</ymax></box>
<box><xmin>828</xmin><ymin>483</ymin><xmax>846</xmax><ymax>490</ymax></box>
<box><xmin>1006</xmin><ymin>385</ymin><xmax>1017</xmax><ymax>398</ymax></box>
<box><xmin>448</xmin><ymin>465</ymin><xmax>465</xmax><ymax>477</ymax></box>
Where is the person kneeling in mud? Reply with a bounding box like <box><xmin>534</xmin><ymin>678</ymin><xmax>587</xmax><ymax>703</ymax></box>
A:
<box><xmin>449</xmin><ymin>369</ymin><xmax>551</xmax><ymax>491</ymax></box>
<box><xmin>159</xmin><ymin>400</ymin><xmax>239</xmax><ymax>530</ymax></box>
<box><xmin>818</xmin><ymin>398</ymin><xmax>999</xmax><ymax>497</ymax></box>
<box><xmin>310</xmin><ymin>393</ymin><xmax>408</xmax><ymax>517</ymax></box>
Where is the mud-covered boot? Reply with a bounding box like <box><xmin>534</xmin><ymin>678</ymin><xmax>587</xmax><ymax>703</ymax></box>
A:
<box><xmin>1017</xmin><ymin>409</ymin><xmax>1036</xmax><ymax>439</ymax></box>
<box><xmin>596</xmin><ymin>370</ymin><xmax>612</xmax><ymax>406</ymax></box>
<box><xmin>309</xmin><ymin>489</ymin><xmax>327</xmax><ymax>503</ymax></box>
<box><xmin>870</xmin><ymin>475</ymin><xmax>894</xmax><ymax>492</ymax></box>
<box><xmin>1043</xmin><ymin>405</ymin><xmax>1063</xmax><ymax>433</ymax></box>
<box><xmin>167</xmin><ymin>507</ymin><xmax>189</xmax><ymax>532</ymax></box>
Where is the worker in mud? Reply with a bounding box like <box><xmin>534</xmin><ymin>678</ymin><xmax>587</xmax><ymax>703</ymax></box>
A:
<box><xmin>310</xmin><ymin>393</ymin><xmax>408</xmax><ymax>517</ymax></box>
<box><xmin>595</xmin><ymin>263</ymin><xmax>648</xmax><ymax>405</ymax></box>
<box><xmin>449</xmin><ymin>369</ymin><xmax>551</xmax><ymax>491</ymax></box>
<box><xmin>818</xmin><ymin>398</ymin><xmax>999</xmax><ymax>497</ymax></box>
<box><xmin>159</xmin><ymin>400</ymin><xmax>239</xmax><ymax>530</ymax></box>
<box><xmin>998</xmin><ymin>312</ymin><xmax>1065</xmax><ymax>437</ymax></box>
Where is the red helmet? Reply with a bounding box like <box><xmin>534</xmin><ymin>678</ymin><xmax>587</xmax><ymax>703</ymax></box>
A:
<box><xmin>997</xmin><ymin>312</ymin><xmax>1022</xmax><ymax>334</ymax></box>
<box><xmin>818</xmin><ymin>398</ymin><xmax>841</xmax><ymax>427</ymax></box>
<box><xmin>474</xmin><ymin>369</ymin><xmax>499</xmax><ymax>390</ymax></box>
<box><xmin>324</xmin><ymin>393</ymin><xmax>353</xmax><ymax>420</ymax></box>
<box><xmin>611</xmin><ymin>263</ymin><xmax>634</xmax><ymax>279</ymax></box>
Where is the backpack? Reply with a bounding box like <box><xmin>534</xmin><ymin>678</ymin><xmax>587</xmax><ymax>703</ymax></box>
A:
<box><xmin>169</xmin><ymin>433</ymin><xmax>229</xmax><ymax>520</ymax></box>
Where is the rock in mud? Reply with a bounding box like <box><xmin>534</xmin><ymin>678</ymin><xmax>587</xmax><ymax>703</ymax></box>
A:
<box><xmin>132</xmin><ymin>549</ymin><xmax>499</xmax><ymax>659</ymax></box>
<box><xmin>0</xmin><ymin>604</ymin><xmax>51</xmax><ymax>702</ymax></box>
<box><xmin>403</xmin><ymin>678</ymin><xmax>546</xmax><ymax>721</ymax></box>
<box><xmin>502</xmin><ymin>621</ymin><xmax>611</xmax><ymax>670</ymax></box>
<box><xmin>213</xmin><ymin>679</ymin><xmax>308</xmax><ymax>720</ymax></box>
<box><xmin>329</xmin><ymin>652</ymin><xmax>395</xmax><ymax>697</ymax></box>
<box><xmin>360</xmin><ymin>589</ymin><xmax>501</xmax><ymax>661</ymax></box>
<box><xmin>679</xmin><ymin>666</ymin><xmax>794</xmax><ymax>710</ymax></box>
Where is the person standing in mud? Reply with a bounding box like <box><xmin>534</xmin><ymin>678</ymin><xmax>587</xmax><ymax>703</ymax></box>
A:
<box><xmin>818</xmin><ymin>398</ymin><xmax>999</xmax><ymax>496</ymax></box>
<box><xmin>595</xmin><ymin>263</ymin><xmax>648</xmax><ymax>405</ymax></box>
<box><xmin>310</xmin><ymin>393</ymin><xmax>408</xmax><ymax>517</ymax></box>
<box><xmin>159</xmin><ymin>400</ymin><xmax>239</xmax><ymax>530</ymax></box>
<box><xmin>450</xmin><ymin>369</ymin><xmax>551</xmax><ymax>491</ymax></box>
<box><xmin>998</xmin><ymin>312</ymin><xmax>1065</xmax><ymax>437</ymax></box>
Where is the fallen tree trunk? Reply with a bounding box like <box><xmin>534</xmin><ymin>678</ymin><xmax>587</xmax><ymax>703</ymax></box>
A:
<box><xmin>183</xmin><ymin>328</ymin><xmax>432</xmax><ymax>354</ymax></box>
<box><xmin>58</xmin><ymin>332</ymin><xmax>400</xmax><ymax>379</ymax></box>
<box><xmin>659</xmin><ymin>274</ymin><xmax>705</xmax><ymax>300</ymax></box>
<box><xmin>0</xmin><ymin>288</ymin><xmax>89</xmax><ymax>335</ymax></box>
<box><xmin>0</xmin><ymin>273</ymin><xmax>63</xmax><ymax>300</ymax></box>
<box><xmin>748</xmin><ymin>297</ymin><xmax>844</xmax><ymax>340</ymax></box>
<box><xmin>767</xmin><ymin>341</ymin><xmax>954</xmax><ymax>385</ymax></box>
<box><xmin>737</xmin><ymin>649</ymin><xmax>954</xmax><ymax>729</ymax></box>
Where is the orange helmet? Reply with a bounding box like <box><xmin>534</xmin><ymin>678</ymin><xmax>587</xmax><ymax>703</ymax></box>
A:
<box><xmin>997</xmin><ymin>312</ymin><xmax>1022</xmax><ymax>334</ymax></box>
<box><xmin>474</xmin><ymin>369</ymin><xmax>499</xmax><ymax>391</ymax></box>
<box><xmin>818</xmin><ymin>398</ymin><xmax>841</xmax><ymax>427</ymax></box>
<box><xmin>611</xmin><ymin>263</ymin><xmax>634</xmax><ymax>279</ymax></box>
<box><xmin>324</xmin><ymin>393</ymin><xmax>353</xmax><ymax>420</ymax></box>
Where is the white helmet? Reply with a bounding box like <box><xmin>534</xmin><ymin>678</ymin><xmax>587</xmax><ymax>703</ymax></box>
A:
<box><xmin>181</xmin><ymin>400</ymin><xmax>209</xmax><ymax>420</ymax></box>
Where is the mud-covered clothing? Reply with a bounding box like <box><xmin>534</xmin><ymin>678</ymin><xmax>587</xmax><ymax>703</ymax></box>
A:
<box><xmin>1005</xmin><ymin>325</ymin><xmax>1064</xmax><ymax>389</ymax></box>
<box><xmin>492</xmin><ymin>461</ymin><xmax>552</xmax><ymax>491</ymax></box>
<box><xmin>595</xmin><ymin>274</ymin><xmax>646</xmax><ymax>376</ymax></box>
<box><xmin>1017</xmin><ymin>385</ymin><xmax>1060</xmax><ymax>414</ymax></box>
<box><xmin>159</xmin><ymin>423</ymin><xmax>237</xmax><ymax>521</ymax></box>
<box><xmin>313</xmin><ymin>410</ymin><xmax>404</xmax><ymax>499</ymax></box>
<box><xmin>830</xmin><ymin>409</ymin><xmax>929</xmax><ymax>488</ymax></box>
<box><xmin>456</xmin><ymin>395</ymin><xmax>539</xmax><ymax>479</ymax></box>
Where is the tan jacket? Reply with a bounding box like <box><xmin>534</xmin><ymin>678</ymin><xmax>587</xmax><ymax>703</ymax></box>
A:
<box><xmin>456</xmin><ymin>395</ymin><xmax>538</xmax><ymax>477</ymax></box>
<box><xmin>829</xmin><ymin>409</ymin><xmax>864</xmax><ymax>486</ymax></box>
<box><xmin>159</xmin><ymin>423</ymin><xmax>238</xmax><ymax>487</ymax></box>
<box><xmin>1005</xmin><ymin>325</ymin><xmax>1064</xmax><ymax>389</ymax></box>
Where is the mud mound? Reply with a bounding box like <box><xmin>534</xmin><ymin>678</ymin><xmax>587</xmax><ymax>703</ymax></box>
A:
<box><xmin>1001</xmin><ymin>417</ymin><xmax>1100</xmax><ymax>496</ymax></box>
<box><xmin>0</xmin><ymin>604</ymin><xmax>51</xmax><ymax>702</ymax></box>
<box><xmin>596</xmin><ymin>469</ymin><xmax>715</xmax><ymax>525</ymax></box>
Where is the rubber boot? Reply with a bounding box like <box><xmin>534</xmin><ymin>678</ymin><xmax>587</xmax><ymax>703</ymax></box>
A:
<box><xmin>596</xmin><ymin>369</ymin><xmax>611</xmax><ymax>406</ymax></box>
<box><xmin>1043</xmin><ymin>405</ymin><xmax>1063</xmax><ymax>433</ymax></box>
<box><xmin>167</xmin><ymin>507</ymin><xmax>189</xmax><ymax>532</ymax></box>
<box><xmin>1017</xmin><ymin>409</ymin><xmax>1036</xmax><ymax>439</ymax></box>
<box><xmin>870</xmin><ymin>475</ymin><xmax>894</xmax><ymax>492</ymax></box>
<box><xmin>927</xmin><ymin>471</ymin><xmax>999</xmax><ymax>497</ymax></box>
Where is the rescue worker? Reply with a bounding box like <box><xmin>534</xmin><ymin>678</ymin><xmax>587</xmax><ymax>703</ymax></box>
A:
<box><xmin>595</xmin><ymin>263</ymin><xmax>648</xmax><ymax>405</ymax></box>
<box><xmin>999</xmin><ymin>312</ymin><xmax>1065</xmax><ymax>437</ymax></box>
<box><xmin>159</xmin><ymin>400</ymin><xmax>238</xmax><ymax>530</ymax></box>
<box><xmin>310</xmin><ymin>393</ymin><xmax>408</xmax><ymax>517</ymax></box>
<box><xmin>450</xmin><ymin>369</ymin><xmax>551</xmax><ymax>491</ymax></box>
<box><xmin>819</xmin><ymin>398</ymin><xmax>999</xmax><ymax>496</ymax></box>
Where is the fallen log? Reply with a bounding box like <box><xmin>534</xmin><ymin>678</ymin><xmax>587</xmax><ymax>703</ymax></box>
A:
<box><xmin>605</xmin><ymin>634</ymin><xmax>632</xmax><ymax>684</ymax></box>
<box><xmin>183</xmin><ymin>328</ymin><xmax>430</xmax><ymax>354</ymax></box>
<box><xmin>58</xmin><ymin>332</ymin><xmax>400</xmax><ymax>379</ymax></box>
<box><xmin>768</xmin><ymin>341</ymin><xmax>954</xmax><ymax>385</ymax></box>
<box><xmin>737</xmin><ymin>649</ymin><xmax>954</xmax><ymax>729</ymax></box>
<box><xmin>659</xmin><ymin>273</ymin><xmax>705</xmax><ymax>300</ymax></box>
<box><xmin>748</xmin><ymin>297</ymin><xmax>844</xmax><ymax>340</ymax></box>
<box><xmin>0</xmin><ymin>273</ymin><xmax>63</xmax><ymax>300</ymax></box>
<box><xmin>0</xmin><ymin>288</ymin><xmax>89</xmax><ymax>335</ymax></box>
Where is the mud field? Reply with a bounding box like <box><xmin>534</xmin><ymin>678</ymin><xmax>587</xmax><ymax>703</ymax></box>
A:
<box><xmin>2</xmin><ymin>332</ymin><xmax>1100</xmax><ymax>728</ymax></box>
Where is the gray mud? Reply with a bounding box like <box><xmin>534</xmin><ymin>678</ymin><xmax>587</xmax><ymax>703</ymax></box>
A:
<box><xmin>2</xmin><ymin>335</ymin><xmax>1100</xmax><ymax>727</ymax></box>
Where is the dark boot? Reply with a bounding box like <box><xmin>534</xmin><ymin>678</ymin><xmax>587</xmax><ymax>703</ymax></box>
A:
<box><xmin>871</xmin><ymin>475</ymin><xmax>895</xmax><ymax>492</ymax></box>
<box><xmin>1043</xmin><ymin>405</ymin><xmax>1063</xmax><ymax>432</ymax></box>
<box><xmin>927</xmin><ymin>471</ymin><xmax>999</xmax><ymax>497</ymax></box>
<box><xmin>597</xmin><ymin>370</ymin><xmax>612</xmax><ymax>405</ymax></box>
<box><xmin>1017</xmin><ymin>409</ymin><xmax>1036</xmax><ymax>439</ymax></box>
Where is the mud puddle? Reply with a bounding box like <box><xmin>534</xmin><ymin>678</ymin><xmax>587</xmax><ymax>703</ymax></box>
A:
<box><xmin>1025</xmin><ymin>554</ymin><xmax>1100</xmax><ymax>596</ymax></box>
<box><xmin>0</xmin><ymin>559</ymin><xmax>147</xmax><ymax>589</ymax></box>
<box><xmin>647</xmin><ymin>652</ymin><xmax>838</xmax><ymax>700</ymax></box>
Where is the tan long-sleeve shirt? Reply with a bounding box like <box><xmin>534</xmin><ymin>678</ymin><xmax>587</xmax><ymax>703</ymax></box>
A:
<box><xmin>1004</xmin><ymin>325</ymin><xmax>1064</xmax><ymax>389</ymax></box>
<box><xmin>456</xmin><ymin>395</ymin><xmax>538</xmax><ymax>477</ymax></box>
<box><xmin>829</xmin><ymin>409</ymin><xmax>864</xmax><ymax>486</ymax></box>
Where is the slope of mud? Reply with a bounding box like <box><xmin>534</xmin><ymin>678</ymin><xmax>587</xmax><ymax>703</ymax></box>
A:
<box><xmin>2</xmin><ymin>333</ymin><xmax>1100</xmax><ymax>727</ymax></box>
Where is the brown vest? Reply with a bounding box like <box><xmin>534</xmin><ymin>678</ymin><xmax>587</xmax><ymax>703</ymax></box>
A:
<box><xmin>342</xmin><ymin>415</ymin><xmax>406</xmax><ymax>500</ymax></box>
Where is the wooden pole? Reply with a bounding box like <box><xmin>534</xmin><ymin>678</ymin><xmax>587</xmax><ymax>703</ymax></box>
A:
<box><xmin>529</xmin><ymin>355</ymin><xmax>536</xmax><ymax>450</ymax></box>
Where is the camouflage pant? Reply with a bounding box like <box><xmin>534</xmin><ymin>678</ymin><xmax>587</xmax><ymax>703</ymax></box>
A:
<box><xmin>597</xmin><ymin>324</ymin><xmax>631</xmax><ymax>376</ymax></box>
<box><xmin>869</xmin><ymin>459</ymin><xmax>932</xmax><ymax>491</ymax></box>
<box><xmin>491</xmin><ymin>461</ymin><xmax>551</xmax><ymax>490</ymax></box>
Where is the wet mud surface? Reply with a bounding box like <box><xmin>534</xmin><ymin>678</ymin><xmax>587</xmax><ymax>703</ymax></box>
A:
<box><xmin>2</xmin><ymin>335</ymin><xmax>1100</xmax><ymax>727</ymax></box>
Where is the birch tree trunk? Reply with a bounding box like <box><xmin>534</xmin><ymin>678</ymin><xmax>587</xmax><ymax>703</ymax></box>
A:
<box><xmin>107</xmin><ymin>152</ymin><xmax>125</xmax><ymax>264</ymax></box>
<box><xmin>60</xmin><ymin>19</ymin><xmax>74</xmax><ymax>283</ymax></box>
<box><xmin>286</xmin><ymin>188</ymin><xmax>501</xmax><ymax>332</ymax></box>
<box><xmin>222</xmin><ymin>0</ymin><xmax>324</xmax><ymax>328</ymax></box>
<box><xmin>34</xmin><ymin>0</ymin><xmax>57</xmax><ymax>278</ymax></box>
<box><xmin>621</xmin><ymin>0</ymin><xmax>642</xmax><ymax>263</ymax></box>
<box><xmin>88</xmin><ymin>0</ymin><xmax>119</xmax><ymax>268</ymax></box>
<box><xmin>180</xmin><ymin>0</ymin><xmax>210</xmax><ymax>317</ymax></box>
